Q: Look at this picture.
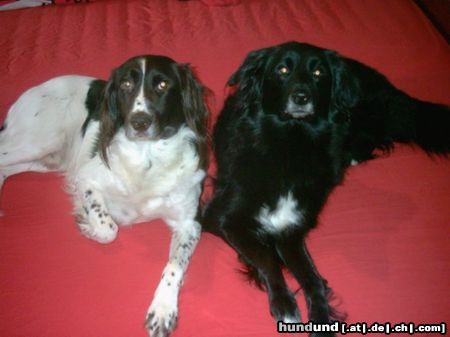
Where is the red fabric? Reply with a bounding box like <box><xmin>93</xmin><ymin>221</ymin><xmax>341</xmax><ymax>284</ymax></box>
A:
<box><xmin>199</xmin><ymin>0</ymin><xmax>242</xmax><ymax>6</ymax></box>
<box><xmin>0</xmin><ymin>1</ymin><xmax>449</xmax><ymax>336</ymax></box>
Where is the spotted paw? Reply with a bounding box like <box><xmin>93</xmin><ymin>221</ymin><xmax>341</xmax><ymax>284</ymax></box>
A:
<box><xmin>145</xmin><ymin>304</ymin><xmax>178</xmax><ymax>337</ymax></box>
<box><xmin>78</xmin><ymin>220</ymin><xmax>118</xmax><ymax>244</ymax></box>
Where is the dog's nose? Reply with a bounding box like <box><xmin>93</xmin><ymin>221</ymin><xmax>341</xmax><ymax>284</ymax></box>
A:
<box><xmin>291</xmin><ymin>90</ymin><xmax>311</xmax><ymax>105</ymax></box>
<box><xmin>130</xmin><ymin>112</ymin><xmax>153</xmax><ymax>132</ymax></box>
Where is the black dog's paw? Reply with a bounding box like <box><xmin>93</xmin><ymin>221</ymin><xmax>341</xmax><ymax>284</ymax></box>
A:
<box><xmin>270</xmin><ymin>290</ymin><xmax>301</xmax><ymax>323</ymax></box>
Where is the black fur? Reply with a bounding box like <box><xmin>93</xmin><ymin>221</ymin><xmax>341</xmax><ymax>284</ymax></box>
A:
<box><xmin>202</xmin><ymin>41</ymin><xmax>449</xmax><ymax>334</ymax></box>
<box><xmin>81</xmin><ymin>79</ymin><xmax>107</xmax><ymax>158</ymax></box>
<box><xmin>82</xmin><ymin>79</ymin><xmax>106</xmax><ymax>136</ymax></box>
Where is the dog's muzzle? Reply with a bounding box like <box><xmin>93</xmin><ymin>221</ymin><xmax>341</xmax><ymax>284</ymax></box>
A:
<box><xmin>284</xmin><ymin>89</ymin><xmax>315</xmax><ymax>119</ymax></box>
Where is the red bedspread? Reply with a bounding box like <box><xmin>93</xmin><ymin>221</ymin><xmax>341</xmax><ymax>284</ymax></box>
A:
<box><xmin>0</xmin><ymin>1</ymin><xmax>449</xmax><ymax>336</ymax></box>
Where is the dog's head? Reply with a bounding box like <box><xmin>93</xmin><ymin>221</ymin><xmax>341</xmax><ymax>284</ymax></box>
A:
<box><xmin>99</xmin><ymin>55</ymin><xmax>209</xmax><ymax>167</ymax></box>
<box><xmin>228</xmin><ymin>41</ymin><xmax>360</xmax><ymax>124</ymax></box>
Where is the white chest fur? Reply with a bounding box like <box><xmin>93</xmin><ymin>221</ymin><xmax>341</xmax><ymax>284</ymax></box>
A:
<box><xmin>255</xmin><ymin>192</ymin><xmax>303</xmax><ymax>233</ymax></box>
<box><xmin>77</xmin><ymin>127</ymin><xmax>204</xmax><ymax>225</ymax></box>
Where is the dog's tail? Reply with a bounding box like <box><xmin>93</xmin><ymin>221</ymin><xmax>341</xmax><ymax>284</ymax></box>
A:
<box><xmin>386</xmin><ymin>92</ymin><xmax>450</xmax><ymax>156</ymax></box>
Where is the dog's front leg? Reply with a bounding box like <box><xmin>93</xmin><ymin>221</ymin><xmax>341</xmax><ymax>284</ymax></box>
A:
<box><xmin>74</xmin><ymin>185</ymin><xmax>119</xmax><ymax>244</ymax></box>
<box><xmin>145</xmin><ymin>220</ymin><xmax>200</xmax><ymax>337</ymax></box>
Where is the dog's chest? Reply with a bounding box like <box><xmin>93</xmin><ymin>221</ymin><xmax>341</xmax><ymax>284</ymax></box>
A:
<box><xmin>115</xmin><ymin>140</ymin><xmax>189</xmax><ymax>194</ymax></box>
<box><xmin>255</xmin><ymin>192</ymin><xmax>303</xmax><ymax>233</ymax></box>
<box><xmin>103</xmin><ymin>130</ymin><xmax>201</xmax><ymax>223</ymax></box>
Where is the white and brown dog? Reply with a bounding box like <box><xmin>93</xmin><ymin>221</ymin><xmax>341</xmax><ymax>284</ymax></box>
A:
<box><xmin>0</xmin><ymin>55</ymin><xmax>209</xmax><ymax>337</ymax></box>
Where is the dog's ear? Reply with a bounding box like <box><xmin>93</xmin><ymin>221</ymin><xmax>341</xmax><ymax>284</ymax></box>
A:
<box><xmin>177</xmin><ymin>64</ymin><xmax>210</xmax><ymax>170</ymax></box>
<box><xmin>98</xmin><ymin>68</ymin><xmax>124</xmax><ymax>166</ymax></box>
<box><xmin>325</xmin><ymin>50</ymin><xmax>360</xmax><ymax>123</ymax></box>
<box><xmin>228</xmin><ymin>46</ymin><xmax>273</xmax><ymax>102</ymax></box>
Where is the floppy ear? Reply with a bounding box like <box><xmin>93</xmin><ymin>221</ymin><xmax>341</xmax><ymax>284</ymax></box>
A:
<box><xmin>325</xmin><ymin>50</ymin><xmax>360</xmax><ymax>123</ymax></box>
<box><xmin>177</xmin><ymin>64</ymin><xmax>210</xmax><ymax>170</ymax></box>
<box><xmin>98</xmin><ymin>69</ymin><xmax>124</xmax><ymax>165</ymax></box>
<box><xmin>228</xmin><ymin>46</ymin><xmax>274</xmax><ymax>103</ymax></box>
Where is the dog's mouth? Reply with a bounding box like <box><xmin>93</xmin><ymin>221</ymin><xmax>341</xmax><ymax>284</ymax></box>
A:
<box><xmin>125</xmin><ymin>124</ymin><xmax>156</xmax><ymax>141</ymax></box>
<box><xmin>125</xmin><ymin>125</ymin><xmax>176</xmax><ymax>141</ymax></box>
<box><xmin>282</xmin><ymin>99</ymin><xmax>315</xmax><ymax>120</ymax></box>
<box><xmin>283</xmin><ymin>110</ymin><xmax>314</xmax><ymax>119</ymax></box>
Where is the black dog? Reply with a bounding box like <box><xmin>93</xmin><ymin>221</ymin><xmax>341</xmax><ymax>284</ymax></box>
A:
<box><xmin>202</xmin><ymin>41</ymin><xmax>449</xmax><ymax>334</ymax></box>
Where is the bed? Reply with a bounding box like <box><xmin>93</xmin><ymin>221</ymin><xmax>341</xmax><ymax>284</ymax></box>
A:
<box><xmin>0</xmin><ymin>1</ymin><xmax>449</xmax><ymax>336</ymax></box>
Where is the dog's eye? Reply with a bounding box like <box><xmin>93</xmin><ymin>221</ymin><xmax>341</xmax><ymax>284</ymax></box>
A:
<box><xmin>156</xmin><ymin>80</ymin><xmax>169</xmax><ymax>92</ymax></box>
<box><xmin>312</xmin><ymin>69</ymin><xmax>322</xmax><ymax>77</ymax></box>
<box><xmin>277</xmin><ymin>66</ymin><xmax>290</xmax><ymax>75</ymax></box>
<box><xmin>120</xmin><ymin>80</ymin><xmax>133</xmax><ymax>91</ymax></box>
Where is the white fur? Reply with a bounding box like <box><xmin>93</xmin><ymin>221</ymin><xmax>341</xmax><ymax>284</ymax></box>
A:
<box><xmin>255</xmin><ymin>192</ymin><xmax>303</xmax><ymax>233</ymax></box>
<box><xmin>281</xmin><ymin>315</ymin><xmax>301</xmax><ymax>323</ymax></box>
<box><xmin>132</xmin><ymin>59</ymin><xmax>150</xmax><ymax>113</ymax></box>
<box><xmin>286</xmin><ymin>98</ymin><xmax>314</xmax><ymax>118</ymax></box>
<box><xmin>0</xmin><ymin>74</ymin><xmax>204</xmax><ymax>337</ymax></box>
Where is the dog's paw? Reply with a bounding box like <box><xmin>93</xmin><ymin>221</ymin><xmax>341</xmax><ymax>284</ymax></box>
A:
<box><xmin>145</xmin><ymin>303</ymin><xmax>178</xmax><ymax>337</ymax></box>
<box><xmin>78</xmin><ymin>220</ymin><xmax>118</xmax><ymax>244</ymax></box>
<box><xmin>270</xmin><ymin>290</ymin><xmax>301</xmax><ymax>323</ymax></box>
